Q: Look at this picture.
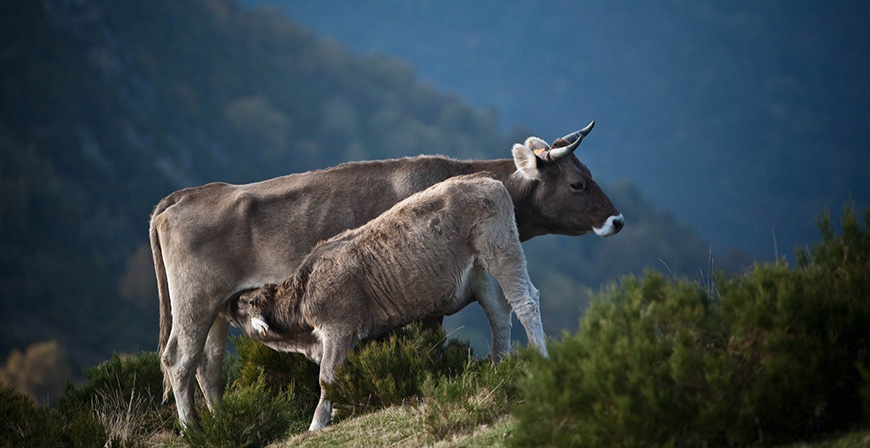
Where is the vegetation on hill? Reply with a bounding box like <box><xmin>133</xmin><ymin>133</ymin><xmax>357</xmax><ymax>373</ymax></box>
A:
<box><xmin>2</xmin><ymin>205</ymin><xmax>866</xmax><ymax>447</ymax></box>
<box><xmin>513</xmin><ymin>205</ymin><xmax>870</xmax><ymax>447</ymax></box>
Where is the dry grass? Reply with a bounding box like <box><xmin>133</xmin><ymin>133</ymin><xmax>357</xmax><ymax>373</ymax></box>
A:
<box><xmin>91</xmin><ymin>386</ymin><xmax>174</xmax><ymax>448</ymax></box>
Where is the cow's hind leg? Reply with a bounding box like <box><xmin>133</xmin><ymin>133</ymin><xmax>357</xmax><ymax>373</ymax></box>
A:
<box><xmin>162</xmin><ymin>283</ymin><xmax>224</xmax><ymax>429</ymax></box>
<box><xmin>162</xmin><ymin>316</ymin><xmax>213</xmax><ymax>428</ymax></box>
<box><xmin>196</xmin><ymin>313</ymin><xmax>229</xmax><ymax>411</ymax></box>
<box><xmin>309</xmin><ymin>331</ymin><xmax>354</xmax><ymax>431</ymax></box>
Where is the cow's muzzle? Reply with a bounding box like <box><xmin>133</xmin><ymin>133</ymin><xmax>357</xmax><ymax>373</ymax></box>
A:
<box><xmin>593</xmin><ymin>214</ymin><xmax>624</xmax><ymax>238</ymax></box>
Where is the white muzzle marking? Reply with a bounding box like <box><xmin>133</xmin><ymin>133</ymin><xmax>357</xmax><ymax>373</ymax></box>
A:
<box><xmin>593</xmin><ymin>213</ymin><xmax>625</xmax><ymax>238</ymax></box>
<box><xmin>251</xmin><ymin>316</ymin><xmax>270</xmax><ymax>336</ymax></box>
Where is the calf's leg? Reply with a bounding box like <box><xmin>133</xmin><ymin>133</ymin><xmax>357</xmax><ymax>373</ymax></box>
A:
<box><xmin>475</xmin><ymin>225</ymin><xmax>549</xmax><ymax>358</ymax></box>
<box><xmin>506</xmin><ymin>284</ymin><xmax>548</xmax><ymax>358</ymax></box>
<box><xmin>309</xmin><ymin>332</ymin><xmax>354</xmax><ymax>431</ymax></box>
<box><xmin>472</xmin><ymin>268</ymin><xmax>513</xmax><ymax>362</ymax></box>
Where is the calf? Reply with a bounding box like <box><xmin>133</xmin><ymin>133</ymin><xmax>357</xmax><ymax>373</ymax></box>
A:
<box><xmin>228</xmin><ymin>174</ymin><xmax>547</xmax><ymax>430</ymax></box>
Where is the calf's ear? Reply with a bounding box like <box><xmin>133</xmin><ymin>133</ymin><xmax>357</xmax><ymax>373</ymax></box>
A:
<box><xmin>512</xmin><ymin>143</ymin><xmax>541</xmax><ymax>180</ymax></box>
<box><xmin>263</xmin><ymin>283</ymin><xmax>278</xmax><ymax>298</ymax></box>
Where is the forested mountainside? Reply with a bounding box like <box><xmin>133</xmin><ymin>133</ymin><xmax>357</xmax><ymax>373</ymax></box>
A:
<box><xmin>0</xmin><ymin>0</ymin><xmax>734</xmax><ymax>367</ymax></box>
<box><xmin>255</xmin><ymin>0</ymin><xmax>870</xmax><ymax>257</ymax></box>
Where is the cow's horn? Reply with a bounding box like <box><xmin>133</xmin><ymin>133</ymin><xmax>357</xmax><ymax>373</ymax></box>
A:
<box><xmin>548</xmin><ymin>121</ymin><xmax>595</xmax><ymax>160</ymax></box>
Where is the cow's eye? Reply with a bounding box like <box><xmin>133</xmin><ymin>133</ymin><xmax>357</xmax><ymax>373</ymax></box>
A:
<box><xmin>570</xmin><ymin>182</ymin><xmax>585</xmax><ymax>192</ymax></box>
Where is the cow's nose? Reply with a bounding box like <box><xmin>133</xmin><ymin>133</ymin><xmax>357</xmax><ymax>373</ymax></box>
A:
<box><xmin>593</xmin><ymin>213</ymin><xmax>625</xmax><ymax>237</ymax></box>
<box><xmin>612</xmin><ymin>215</ymin><xmax>624</xmax><ymax>233</ymax></box>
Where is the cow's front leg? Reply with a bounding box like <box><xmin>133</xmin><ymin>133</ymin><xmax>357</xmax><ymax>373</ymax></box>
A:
<box><xmin>309</xmin><ymin>332</ymin><xmax>352</xmax><ymax>431</ymax></box>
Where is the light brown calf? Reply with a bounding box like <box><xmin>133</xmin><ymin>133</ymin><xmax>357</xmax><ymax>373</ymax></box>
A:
<box><xmin>228</xmin><ymin>175</ymin><xmax>547</xmax><ymax>430</ymax></box>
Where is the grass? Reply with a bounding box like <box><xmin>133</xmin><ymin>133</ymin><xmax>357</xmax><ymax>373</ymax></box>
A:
<box><xmin>261</xmin><ymin>406</ymin><xmax>870</xmax><ymax>448</ymax></box>
<box><xmin>780</xmin><ymin>431</ymin><xmax>870</xmax><ymax>448</ymax></box>
<box><xmin>269</xmin><ymin>404</ymin><xmax>516</xmax><ymax>448</ymax></box>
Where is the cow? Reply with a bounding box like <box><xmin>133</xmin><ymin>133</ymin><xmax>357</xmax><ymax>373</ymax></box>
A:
<box><xmin>149</xmin><ymin>121</ymin><xmax>623</xmax><ymax>427</ymax></box>
<box><xmin>227</xmin><ymin>174</ymin><xmax>548</xmax><ymax>430</ymax></box>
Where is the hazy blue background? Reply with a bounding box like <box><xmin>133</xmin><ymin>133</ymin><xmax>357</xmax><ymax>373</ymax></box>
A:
<box><xmin>249</xmin><ymin>0</ymin><xmax>870</xmax><ymax>257</ymax></box>
<box><xmin>2</xmin><ymin>0</ymin><xmax>868</xmax><ymax>367</ymax></box>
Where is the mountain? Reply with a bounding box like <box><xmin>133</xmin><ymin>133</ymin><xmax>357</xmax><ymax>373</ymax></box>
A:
<box><xmin>1</xmin><ymin>0</ymin><xmax>737</xmax><ymax>366</ymax></box>
<box><xmin>247</xmin><ymin>0</ymin><xmax>870</xmax><ymax>258</ymax></box>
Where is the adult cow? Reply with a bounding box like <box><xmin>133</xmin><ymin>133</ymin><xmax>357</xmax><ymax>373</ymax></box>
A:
<box><xmin>150</xmin><ymin>121</ymin><xmax>623</xmax><ymax>427</ymax></box>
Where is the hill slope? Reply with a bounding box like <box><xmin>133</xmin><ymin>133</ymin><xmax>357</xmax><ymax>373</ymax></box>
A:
<box><xmin>0</xmin><ymin>0</ymin><xmax>733</xmax><ymax>366</ymax></box>
<box><xmin>250</xmin><ymin>0</ymin><xmax>870</xmax><ymax>257</ymax></box>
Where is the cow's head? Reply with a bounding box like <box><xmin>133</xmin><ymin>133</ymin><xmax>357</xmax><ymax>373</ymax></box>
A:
<box><xmin>510</xmin><ymin>121</ymin><xmax>624</xmax><ymax>240</ymax></box>
<box><xmin>236</xmin><ymin>283</ymin><xmax>278</xmax><ymax>337</ymax></box>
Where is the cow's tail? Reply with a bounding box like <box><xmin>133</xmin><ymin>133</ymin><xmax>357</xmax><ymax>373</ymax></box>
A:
<box><xmin>150</xmin><ymin>197</ymin><xmax>174</xmax><ymax>403</ymax></box>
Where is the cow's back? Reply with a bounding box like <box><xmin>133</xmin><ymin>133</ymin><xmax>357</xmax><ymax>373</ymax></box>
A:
<box><xmin>152</xmin><ymin>156</ymin><xmax>467</xmax><ymax>295</ymax></box>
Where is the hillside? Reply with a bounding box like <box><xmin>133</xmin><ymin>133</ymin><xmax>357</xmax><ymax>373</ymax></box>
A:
<box><xmin>250</xmin><ymin>0</ymin><xmax>870</xmax><ymax>257</ymax></box>
<box><xmin>2</xmin><ymin>207</ymin><xmax>866</xmax><ymax>446</ymax></box>
<box><xmin>0</xmin><ymin>0</ymin><xmax>734</xmax><ymax>369</ymax></box>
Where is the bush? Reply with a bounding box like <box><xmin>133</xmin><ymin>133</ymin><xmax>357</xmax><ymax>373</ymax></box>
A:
<box><xmin>230</xmin><ymin>335</ymin><xmax>321</xmax><ymax>427</ymax></box>
<box><xmin>231</xmin><ymin>336</ymin><xmax>319</xmax><ymax>394</ymax></box>
<box><xmin>182</xmin><ymin>375</ymin><xmax>304</xmax><ymax>448</ymax></box>
<box><xmin>326</xmin><ymin>326</ymin><xmax>471</xmax><ymax>419</ymax></box>
<box><xmin>0</xmin><ymin>384</ymin><xmax>68</xmax><ymax>448</ymax></box>
<box><xmin>513</xmin><ymin>204</ymin><xmax>870</xmax><ymax>447</ymax></box>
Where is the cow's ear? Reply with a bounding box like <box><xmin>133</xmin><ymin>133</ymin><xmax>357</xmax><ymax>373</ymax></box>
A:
<box><xmin>512</xmin><ymin>143</ymin><xmax>541</xmax><ymax>180</ymax></box>
<box><xmin>524</xmin><ymin>136</ymin><xmax>549</xmax><ymax>153</ymax></box>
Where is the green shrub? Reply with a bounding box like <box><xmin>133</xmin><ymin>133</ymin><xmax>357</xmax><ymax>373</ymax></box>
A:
<box><xmin>230</xmin><ymin>335</ymin><xmax>321</xmax><ymax>427</ymax></box>
<box><xmin>0</xmin><ymin>384</ymin><xmax>68</xmax><ymax>448</ymax></box>
<box><xmin>513</xmin><ymin>204</ymin><xmax>870</xmax><ymax>447</ymax></box>
<box><xmin>326</xmin><ymin>326</ymin><xmax>471</xmax><ymax>419</ymax></box>
<box><xmin>182</xmin><ymin>375</ymin><xmax>303</xmax><ymax>448</ymax></box>
<box><xmin>417</xmin><ymin>354</ymin><xmax>524</xmax><ymax>441</ymax></box>
<box><xmin>0</xmin><ymin>382</ymin><xmax>108</xmax><ymax>448</ymax></box>
<box><xmin>231</xmin><ymin>336</ymin><xmax>319</xmax><ymax>394</ymax></box>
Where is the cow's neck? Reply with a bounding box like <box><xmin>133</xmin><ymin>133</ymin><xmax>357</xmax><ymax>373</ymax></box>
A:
<box><xmin>456</xmin><ymin>158</ymin><xmax>542</xmax><ymax>242</ymax></box>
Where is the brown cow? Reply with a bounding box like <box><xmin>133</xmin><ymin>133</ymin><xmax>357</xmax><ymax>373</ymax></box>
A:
<box><xmin>150</xmin><ymin>122</ymin><xmax>622</xmax><ymax>427</ymax></box>
<box><xmin>228</xmin><ymin>175</ymin><xmax>547</xmax><ymax>430</ymax></box>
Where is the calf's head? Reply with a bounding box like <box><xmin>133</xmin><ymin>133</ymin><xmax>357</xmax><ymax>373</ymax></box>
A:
<box><xmin>235</xmin><ymin>284</ymin><xmax>278</xmax><ymax>337</ymax></box>
<box><xmin>511</xmin><ymin>121</ymin><xmax>624</xmax><ymax>240</ymax></box>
